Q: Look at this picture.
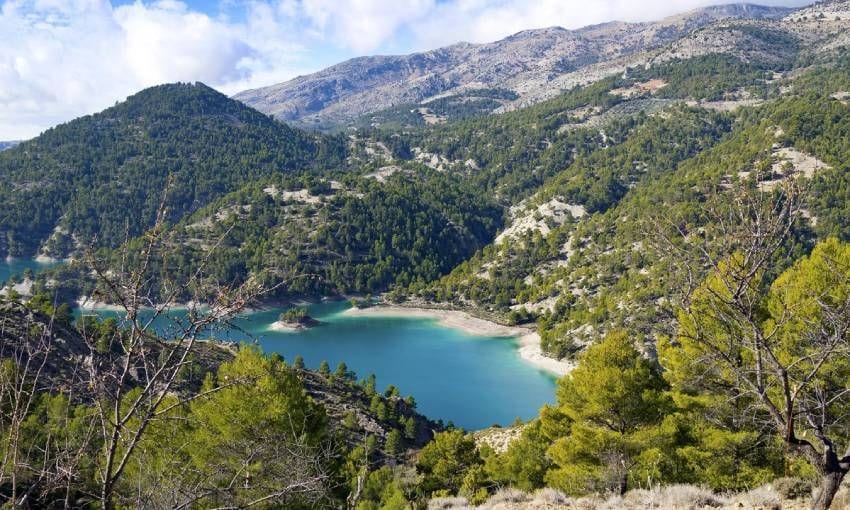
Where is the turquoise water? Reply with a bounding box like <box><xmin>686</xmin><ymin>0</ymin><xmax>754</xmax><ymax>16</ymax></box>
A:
<box><xmin>82</xmin><ymin>301</ymin><xmax>557</xmax><ymax>430</ymax></box>
<box><xmin>0</xmin><ymin>258</ymin><xmax>59</xmax><ymax>284</ymax></box>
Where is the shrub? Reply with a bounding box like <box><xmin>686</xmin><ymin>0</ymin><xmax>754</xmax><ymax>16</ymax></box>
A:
<box><xmin>734</xmin><ymin>485</ymin><xmax>782</xmax><ymax>510</ymax></box>
<box><xmin>426</xmin><ymin>496</ymin><xmax>470</xmax><ymax>510</ymax></box>
<box><xmin>658</xmin><ymin>484</ymin><xmax>726</xmax><ymax>508</ymax></box>
<box><xmin>771</xmin><ymin>477</ymin><xmax>813</xmax><ymax>500</ymax></box>
<box><xmin>599</xmin><ymin>495</ymin><xmax>627</xmax><ymax>510</ymax></box>
<box><xmin>485</xmin><ymin>487</ymin><xmax>529</xmax><ymax>505</ymax></box>
<box><xmin>532</xmin><ymin>488</ymin><xmax>569</xmax><ymax>505</ymax></box>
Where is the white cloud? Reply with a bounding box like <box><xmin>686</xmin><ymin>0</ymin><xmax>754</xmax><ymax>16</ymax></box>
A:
<box><xmin>0</xmin><ymin>0</ymin><xmax>812</xmax><ymax>140</ymax></box>
<box><xmin>0</xmin><ymin>0</ymin><xmax>309</xmax><ymax>139</ymax></box>
<box><xmin>295</xmin><ymin>0</ymin><xmax>434</xmax><ymax>52</ymax></box>
<box><xmin>408</xmin><ymin>0</ymin><xmax>810</xmax><ymax>49</ymax></box>
<box><xmin>116</xmin><ymin>1</ymin><xmax>250</xmax><ymax>86</ymax></box>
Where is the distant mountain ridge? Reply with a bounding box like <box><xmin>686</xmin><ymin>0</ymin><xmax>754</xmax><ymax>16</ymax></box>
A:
<box><xmin>233</xmin><ymin>3</ymin><xmax>794</xmax><ymax>129</ymax></box>
<box><xmin>0</xmin><ymin>141</ymin><xmax>20</xmax><ymax>151</ymax></box>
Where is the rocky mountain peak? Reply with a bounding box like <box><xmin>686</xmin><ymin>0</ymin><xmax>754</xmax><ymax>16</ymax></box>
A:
<box><xmin>233</xmin><ymin>3</ymin><xmax>799</xmax><ymax>129</ymax></box>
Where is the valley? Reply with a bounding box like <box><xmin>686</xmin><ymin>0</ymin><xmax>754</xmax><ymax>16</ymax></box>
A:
<box><xmin>3</xmin><ymin>1</ymin><xmax>850</xmax><ymax>508</ymax></box>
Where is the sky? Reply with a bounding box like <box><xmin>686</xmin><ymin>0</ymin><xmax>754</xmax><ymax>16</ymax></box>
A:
<box><xmin>0</xmin><ymin>0</ymin><xmax>812</xmax><ymax>140</ymax></box>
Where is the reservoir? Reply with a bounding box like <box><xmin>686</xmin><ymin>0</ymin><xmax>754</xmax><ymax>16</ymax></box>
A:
<box><xmin>87</xmin><ymin>301</ymin><xmax>558</xmax><ymax>430</ymax></box>
<box><xmin>2</xmin><ymin>256</ymin><xmax>558</xmax><ymax>430</ymax></box>
<box><xmin>0</xmin><ymin>258</ymin><xmax>58</xmax><ymax>284</ymax></box>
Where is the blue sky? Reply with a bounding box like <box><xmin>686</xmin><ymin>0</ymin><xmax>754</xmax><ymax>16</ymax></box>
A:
<box><xmin>0</xmin><ymin>0</ymin><xmax>811</xmax><ymax>139</ymax></box>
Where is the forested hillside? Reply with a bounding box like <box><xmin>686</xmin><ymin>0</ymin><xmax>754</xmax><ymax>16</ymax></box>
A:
<box><xmin>86</xmin><ymin>171</ymin><xmax>504</xmax><ymax>303</ymax></box>
<box><xmin>403</xmin><ymin>47</ymin><xmax>850</xmax><ymax>357</ymax></box>
<box><xmin>0</xmin><ymin>83</ymin><xmax>347</xmax><ymax>258</ymax></box>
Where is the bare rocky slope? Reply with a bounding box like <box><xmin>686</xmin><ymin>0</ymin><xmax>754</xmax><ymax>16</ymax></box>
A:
<box><xmin>234</xmin><ymin>3</ymin><xmax>792</xmax><ymax>129</ymax></box>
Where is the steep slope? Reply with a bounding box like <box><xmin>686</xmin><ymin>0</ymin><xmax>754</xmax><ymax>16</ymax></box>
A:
<box><xmin>0</xmin><ymin>299</ymin><xmax>439</xmax><ymax>452</ymax></box>
<box><xmin>85</xmin><ymin>40</ymin><xmax>848</xmax><ymax>307</ymax></box>
<box><xmin>0</xmin><ymin>82</ymin><xmax>347</xmax><ymax>258</ymax></box>
<box><xmin>234</xmin><ymin>4</ymin><xmax>792</xmax><ymax>128</ymax></box>
<box><xmin>61</xmin><ymin>170</ymin><xmax>503</xmax><ymax>303</ymax></box>
<box><xmin>422</xmin><ymin>53</ymin><xmax>850</xmax><ymax>358</ymax></box>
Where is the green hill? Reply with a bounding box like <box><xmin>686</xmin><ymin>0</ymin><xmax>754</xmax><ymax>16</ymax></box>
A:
<box><xmin>0</xmin><ymin>82</ymin><xmax>347</xmax><ymax>258</ymax></box>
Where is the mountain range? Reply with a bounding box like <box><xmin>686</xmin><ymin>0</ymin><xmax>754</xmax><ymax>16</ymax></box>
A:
<box><xmin>233</xmin><ymin>3</ymin><xmax>795</xmax><ymax>129</ymax></box>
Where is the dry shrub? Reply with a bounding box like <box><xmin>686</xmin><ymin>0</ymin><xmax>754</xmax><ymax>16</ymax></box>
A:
<box><xmin>485</xmin><ymin>488</ymin><xmax>530</xmax><ymax>505</ymax></box>
<box><xmin>570</xmin><ymin>495</ymin><xmax>605</xmax><ymax>509</ymax></box>
<box><xmin>428</xmin><ymin>496</ymin><xmax>471</xmax><ymax>510</ymax></box>
<box><xmin>598</xmin><ymin>494</ymin><xmax>627</xmax><ymax>509</ymax></box>
<box><xmin>733</xmin><ymin>485</ymin><xmax>782</xmax><ymax>510</ymax></box>
<box><xmin>622</xmin><ymin>488</ymin><xmax>654</xmax><ymax>507</ymax></box>
<box><xmin>532</xmin><ymin>488</ymin><xmax>570</xmax><ymax>505</ymax></box>
<box><xmin>771</xmin><ymin>477</ymin><xmax>813</xmax><ymax>500</ymax></box>
<box><xmin>656</xmin><ymin>484</ymin><xmax>726</xmax><ymax>510</ymax></box>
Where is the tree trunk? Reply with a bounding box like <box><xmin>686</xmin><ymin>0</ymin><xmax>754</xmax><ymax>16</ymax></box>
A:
<box><xmin>617</xmin><ymin>466</ymin><xmax>628</xmax><ymax>496</ymax></box>
<box><xmin>811</xmin><ymin>469</ymin><xmax>846</xmax><ymax>510</ymax></box>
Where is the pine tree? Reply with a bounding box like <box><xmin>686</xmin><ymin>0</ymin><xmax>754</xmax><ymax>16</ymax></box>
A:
<box><xmin>318</xmin><ymin>360</ymin><xmax>330</xmax><ymax>378</ymax></box>
<box><xmin>384</xmin><ymin>429</ymin><xmax>403</xmax><ymax>460</ymax></box>
<box><xmin>544</xmin><ymin>331</ymin><xmax>673</xmax><ymax>495</ymax></box>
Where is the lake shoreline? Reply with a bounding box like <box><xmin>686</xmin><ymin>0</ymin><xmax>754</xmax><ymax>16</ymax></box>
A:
<box><xmin>343</xmin><ymin>306</ymin><xmax>573</xmax><ymax>376</ymax></box>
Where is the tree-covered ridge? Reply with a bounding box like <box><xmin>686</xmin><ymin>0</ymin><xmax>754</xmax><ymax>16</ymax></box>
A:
<box><xmin>52</xmin><ymin>170</ymin><xmax>503</xmax><ymax>303</ymax></box>
<box><xmin>416</xmin><ymin>105</ymin><xmax>734</xmax><ymax>348</ymax></box>
<box><xmin>352</xmin><ymin>88</ymin><xmax>520</xmax><ymax>130</ymax></box>
<box><xmin>0</xmin><ymin>82</ymin><xmax>348</xmax><ymax>258</ymax></box>
<box><xmin>619</xmin><ymin>53</ymin><xmax>785</xmax><ymax>101</ymax></box>
<box><xmin>412</xmin><ymin>53</ymin><xmax>850</xmax><ymax>358</ymax></box>
<box><xmin>385</xmin><ymin>52</ymin><xmax>792</xmax><ymax>206</ymax></box>
<box><xmin>399</xmin><ymin>77</ymin><xmax>624</xmax><ymax>203</ymax></box>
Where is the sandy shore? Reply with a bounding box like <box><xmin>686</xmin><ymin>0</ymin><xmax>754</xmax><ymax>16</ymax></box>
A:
<box><xmin>343</xmin><ymin>306</ymin><xmax>573</xmax><ymax>376</ymax></box>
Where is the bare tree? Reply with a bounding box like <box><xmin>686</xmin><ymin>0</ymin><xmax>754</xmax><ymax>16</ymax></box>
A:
<box><xmin>71</xmin><ymin>187</ymin><xmax>272</xmax><ymax>508</ymax></box>
<box><xmin>2</xmin><ymin>183</ymin><xmax>330</xmax><ymax>508</ymax></box>
<box><xmin>657</xmin><ymin>180</ymin><xmax>850</xmax><ymax>510</ymax></box>
<box><xmin>0</xmin><ymin>299</ymin><xmax>94</xmax><ymax>508</ymax></box>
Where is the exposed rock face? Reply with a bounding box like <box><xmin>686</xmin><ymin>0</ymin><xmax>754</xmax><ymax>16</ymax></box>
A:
<box><xmin>234</xmin><ymin>4</ymin><xmax>792</xmax><ymax>128</ymax></box>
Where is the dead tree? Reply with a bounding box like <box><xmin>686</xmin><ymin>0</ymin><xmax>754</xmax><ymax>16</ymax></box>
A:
<box><xmin>4</xmin><ymin>182</ymin><xmax>330</xmax><ymax>508</ymax></box>
<box><xmin>0</xmin><ymin>300</ymin><xmax>93</xmax><ymax>508</ymax></box>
